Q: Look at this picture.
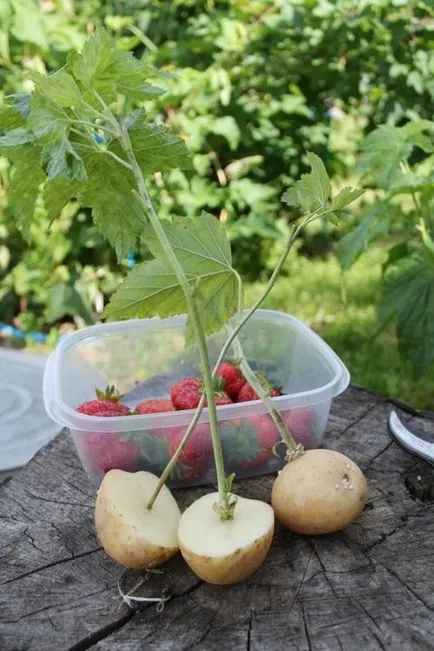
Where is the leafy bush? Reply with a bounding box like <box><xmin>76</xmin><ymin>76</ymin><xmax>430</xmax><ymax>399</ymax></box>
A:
<box><xmin>337</xmin><ymin>119</ymin><xmax>434</xmax><ymax>372</ymax></box>
<box><xmin>1</xmin><ymin>0</ymin><xmax>433</xmax><ymax>341</ymax></box>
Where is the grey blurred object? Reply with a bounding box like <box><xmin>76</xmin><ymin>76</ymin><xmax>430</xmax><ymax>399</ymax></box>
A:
<box><xmin>388</xmin><ymin>409</ymin><xmax>434</xmax><ymax>465</ymax></box>
<box><xmin>0</xmin><ymin>348</ymin><xmax>60</xmax><ymax>475</ymax></box>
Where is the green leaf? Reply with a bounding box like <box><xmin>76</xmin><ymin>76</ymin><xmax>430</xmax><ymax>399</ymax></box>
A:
<box><xmin>337</xmin><ymin>210</ymin><xmax>390</xmax><ymax>271</ymax></box>
<box><xmin>68</xmin><ymin>28</ymin><xmax>117</xmax><ymax>101</ymax></box>
<box><xmin>104</xmin><ymin>258</ymin><xmax>188</xmax><ymax>321</ymax></box>
<box><xmin>8</xmin><ymin>147</ymin><xmax>45</xmax><ymax>238</ymax></box>
<box><xmin>378</xmin><ymin>255</ymin><xmax>434</xmax><ymax>371</ymax></box>
<box><xmin>28</xmin><ymin>93</ymin><xmax>68</xmax><ymax>142</ymax></box>
<box><xmin>106</xmin><ymin>213</ymin><xmax>238</xmax><ymax>336</ymax></box>
<box><xmin>113</xmin><ymin>51</ymin><xmax>166</xmax><ymax>101</ymax></box>
<box><xmin>0</xmin><ymin>104</ymin><xmax>26</xmax><ymax>130</ymax></box>
<box><xmin>114</xmin><ymin>119</ymin><xmax>191</xmax><ymax>175</ymax></box>
<box><xmin>41</xmin><ymin>138</ymin><xmax>87</xmax><ymax>181</ymax></box>
<box><xmin>0</xmin><ymin>127</ymin><xmax>32</xmax><ymax>148</ymax></box>
<box><xmin>79</xmin><ymin>154</ymin><xmax>147</xmax><ymax>259</ymax></box>
<box><xmin>331</xmin><ymin>187</ymin><xmax>365</xmax><ymax>210</ymax></box>
<box><xmin>43</xmin><ymin>179</ymin><xmax>81</xmax><ymax>222</ymax></box>
<box><xmin>11</xmin><ymin>0</ymin><xmax>48</xmax><ymax>50</ymax></box>
<box><xmin>209</xmin><ymin>116</ymin><xmax>240</xmax><ymax>150</ymax></box>
<box><xmin>33</xmin><ymin>69</ymin><xmax>81</xmax><ymax>108</ymax></box>
<box><xmin>282</xmin><ymin>152</ymin><xmax>330</xmax><ymax>211</ymax></box>
<box><xmin>45</xmin><ymin>283</ymin><xmax>94</xmax><ymax>325</ymax></box>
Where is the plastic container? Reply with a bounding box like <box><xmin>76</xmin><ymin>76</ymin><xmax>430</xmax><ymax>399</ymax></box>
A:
<box><xmin>43</xmin><ymin>310</ymin><xmax>350</xmax><ymax>487</ymax></box>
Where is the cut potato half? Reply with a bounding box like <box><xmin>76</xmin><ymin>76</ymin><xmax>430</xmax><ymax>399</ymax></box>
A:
<box><xmin>178</xmin><ymin>493</ymin><xmax>274</xmax><ymax>585</ymax></box>
<box><xmin>95</xmin><ymin>470</ymin><xmax>181</xmax><ymax>568</ymax></box>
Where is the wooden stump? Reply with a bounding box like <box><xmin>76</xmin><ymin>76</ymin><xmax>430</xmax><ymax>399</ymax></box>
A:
<box><xmin>0</xmin><ymin>386</ymin><xmax>433</xmax><ymax>651</ymax></box>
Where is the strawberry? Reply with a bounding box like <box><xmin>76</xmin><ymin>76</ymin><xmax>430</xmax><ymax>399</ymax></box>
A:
<box><xmin>217</xmin><ymin>361</ymin><xmax>246</xmax><ymax>400</ymax></box>
<box><xmin>221</xmin><ymin>415</ymin><xmax>280</xmax><ymax>470</ymax></box>
<box><xmin>170</xmin><ymin>377</ymin><xmax>232</xmax><ymax>410</ymax></box>
<box><xmin>168</xmin><ymin>424</ymin><xmax>212</xmax><ymax>480</ymax></box>
<box><xmin>135</xmin><ymin>399</ymin><xmax>175</xmax><ymax>414</ymax></box>
<box><xmin>84</xmin><ymin>433</ymin><xmax>140</xmax><ymax>474</ymax></box>
<box><xmin>171</xmin><ymin>378</ymin><xmax>201</xmax><ymax>410</ymax></box>
<box><xmin>76</xmin><ymin>385</ymin><xmax>131</xmax><ymax>416</ymax></box>
<box><xmin>283</xmin><ymin>407</ymin><xmax>317</xmax><ymax>449</ymax></box>
<box><xmin>237</xmin><ymin>383</ymin><xmax>281</xmax><ymax>403</ymax></box>
<box><xmin>76</xmin><ymin>400</ymin><xmax>131</xmax><ymax>416</ymax></box>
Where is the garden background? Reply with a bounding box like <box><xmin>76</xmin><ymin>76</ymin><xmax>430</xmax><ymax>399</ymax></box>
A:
<box><xmin>1</xmin><ymin>0</ymin><xmax>434</xmax><ymax>408</ymax></box>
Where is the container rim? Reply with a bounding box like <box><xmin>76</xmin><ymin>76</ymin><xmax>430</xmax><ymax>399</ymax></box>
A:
<box><xmin>44</xmin><ymin>310</ymin><xmax>350</xmax><ymax>433</ymax></box>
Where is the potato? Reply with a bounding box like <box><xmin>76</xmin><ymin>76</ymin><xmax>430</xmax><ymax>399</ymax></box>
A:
<box><xmin>271</xmin><ymin>449</ymin><xmax>367</xmax><ymax>534</ymax></box>
<box><xmin>95</xmin><ymin>469</ymin><xmax>180</xmax><ymax>568</ymax></box>
<box><xmin>178</xmin><ymin>493</ymin><xmax>274</xmax><ymax>585</ymax></box>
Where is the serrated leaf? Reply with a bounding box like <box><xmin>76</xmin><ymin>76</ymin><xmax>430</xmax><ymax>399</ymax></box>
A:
<box><xmin>28</xmin><ymin>93</ymin><xmax>68</xmax><ymax>142</ymax></box>
<box><xmin>331</xmin><ymin>187</ymin><xmax>365</xmax><ymax>210</ymax></box>
<box><xmin>7</xmin><ymin>147</ymin><xmax>45</xmax><ymax>238</ymax></box>
<box><xmin>43</xmin><ymin>178</ymin><xmax>81</xmax><ymax>222</ymax></box>
<box><xmin>68</xmin><ymin>28</ymin><xmax>117</xmax><ymax>101</ymax></box>
<box><xmin>33</xmin><ymin>69</ymin><xmax>81</xmax><ymax>108</ymax></box>
<box><xmin>378</xmin><ymin>255</ymin><xmax>434</xmax><ymax>371</ymax></box>
<box><xmin>113</xmin><ymin>120</ymin><xmax>191</xmax><ymax>175</ymax></box>
<box><xmin>0</xmin><ymin>104</ymin><xmax>26</xmax><ymax>130</ymax></box>
<box><xmin>41</xmin><ymin>138</ymin><xmax>87</xmax><ymax>181</ymax></box>
<box><xmin>0</xmin><ymin>127</ymin><xmax>32</xmax><ymax>148</ymax></box>
<box><xmin>113</xmin><ymin>51</ymin><xmax>166</xmax><ymax>101</ymax></box>
<box><xmin>104</xmin><ymin>258</ymin><xmax>188</xmax><ymax>321</ymax></box>
<box><xmin>281</xmin><ymin>152</ymin><xmax>330</xmax><ymax>212</ymax></box>
<box><xmin>79</xmin><ymin>154</ymin><xmax>147</xmax><ymax>259</ymax></box>
<box><xmin>106</xmin><ymin>213</ymin><xmax>238</xmax><ymax>335</ymax></box>
<box><xmin>337</xmin><ymin>210</ymin><xmax>390</xmax><ymax>271</ymax></box>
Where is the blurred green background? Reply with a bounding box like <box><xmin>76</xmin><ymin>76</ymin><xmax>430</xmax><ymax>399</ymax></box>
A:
<box><xmin>1</xmin><ymin>0</ymin><xmax>434</xmax><ymax>408</ymax></box>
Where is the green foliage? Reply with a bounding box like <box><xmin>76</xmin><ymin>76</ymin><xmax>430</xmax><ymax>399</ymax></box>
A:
<box><xmin>337</xmin><ymin>118</ymin><xmax>434</xmax><ymax>371</ymax></box>
<box><xmin>105</xmin><ymin>212</ymin><xmax>240</xmax><ymax>340</ymax></box>
<box><xmin>1</xmin><ymin>0</ymin><xmax>434</xmax><ymax>390</ymax></box>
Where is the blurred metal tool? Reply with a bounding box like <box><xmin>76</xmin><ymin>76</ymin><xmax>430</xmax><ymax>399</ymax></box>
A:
<box><xmin>388</xmin><ymin>410</ymin><xmax>434</xmax><ymax>465</ymax></box>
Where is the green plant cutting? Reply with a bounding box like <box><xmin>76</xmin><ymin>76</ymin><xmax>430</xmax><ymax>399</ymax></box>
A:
<box><xmin>0</xmin><ymin>30</ymin><xmax>367</xmax><ymax>585</ymax></box>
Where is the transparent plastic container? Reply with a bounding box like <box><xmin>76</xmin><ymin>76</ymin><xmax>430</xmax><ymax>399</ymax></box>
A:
<box><xmin>43</xmin><ymin>310</ymin><xmax>350</xmax><ymax>487</ymax></box>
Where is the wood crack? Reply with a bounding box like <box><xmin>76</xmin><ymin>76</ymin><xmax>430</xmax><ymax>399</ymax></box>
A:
<box><xmin>67</xmin><ymin>608</ymin><xmax>135</xmax><ymax>651</ymax></box>
<box><xmin>1</xmin><ymin>546</ymin><xmax>102</xmax><ymax>586</ymax></box>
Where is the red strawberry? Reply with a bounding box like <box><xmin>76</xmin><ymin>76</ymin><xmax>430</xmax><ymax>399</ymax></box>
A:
<box><xmin>168</xmin><ymin>424</ymin><xmax>212</xmax><ymax>480</ymax></box>
<box><xmin>283</xmin><ymin>407</ymin><xmax>317</xmax><ymax>449</ymax></box>
<box><xmin>76</xmin><ymin>400</ymin><xmax>131</xmax><ymax>416</ymax></box>
<box><xmin>217</xmin><ymin>361</ymin><xmax>246</xmax><ymax>400</ymax></box>
<box><xmin>135</xmin><ymin>399</ymin><xmax>175</xmax><ymax>414</ymax></box>
<box><xmin>76</xmin><ymin>385</ymin><xmax>131</xmax><ymax>416</ymax></box>
<box><xmin>171</xmin><ymin>378</ymin><xmax>201</xmax><ymax>410</ymax></box>
<box><xmin>237</xmin><ymin>383</ymin><xmax>281</xmax><ymax>403</ymax></box>
<box><xmin>84</xmin><ymin>433</ymin><xmax>140</xmax><ymax>474</ymax></box>
<box><xmin>171</xmin><ymin>378</ymin><xmax>232</xmax><ymax>410</ymax></box>
<box><xmin>221</xmin><ymin>415</ymin><xmax>280</xmax><ymax>470</ymax></box>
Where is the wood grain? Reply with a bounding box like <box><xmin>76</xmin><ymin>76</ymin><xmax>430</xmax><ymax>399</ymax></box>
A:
<box><xmin>0</xmin><ymin>387</ymin><xmax>433</xmax><ymax>651</ymax></box>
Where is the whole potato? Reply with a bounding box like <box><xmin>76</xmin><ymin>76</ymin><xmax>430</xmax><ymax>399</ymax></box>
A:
<box><xmin>271</xmin><ymin>449</ymin><xmax>367</xmax><ymax>534</ymax></box>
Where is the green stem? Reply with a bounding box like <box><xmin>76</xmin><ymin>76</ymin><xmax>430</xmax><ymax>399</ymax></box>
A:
<box><xmin>119</xmin><ymin>124</ymin><xmax>228</xmax><ymax>509</ymax></box>
<box><xmin>230</xmin><ymin>333</ymin><xmax>299</xmax><ymax>454</ymax></box>
<box><xmin>147</xmin><ymin>210</ymin><xmax>323</xmax><ymax>505</ymax></box>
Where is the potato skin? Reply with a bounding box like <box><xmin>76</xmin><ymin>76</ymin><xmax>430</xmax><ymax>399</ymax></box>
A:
<box><xmin>95</xmin><ymin>487</ymin><xmax>178</xmax><ymax>569</ymax></box>
<box><xmin>271</xmin><ymin>449</ymin><xmax>367</xmax><ymax>534</ymax></box>
<box><xmin>180</xmin><ymin>524</ymin><xmax>274</xmax><ymax>585</ymax></box>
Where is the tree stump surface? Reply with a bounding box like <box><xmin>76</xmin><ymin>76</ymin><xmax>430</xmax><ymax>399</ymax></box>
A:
<box><xmin>1</xmin><ymin>386</ymin><xmax>433</xmax><ymax>651</ymax></box>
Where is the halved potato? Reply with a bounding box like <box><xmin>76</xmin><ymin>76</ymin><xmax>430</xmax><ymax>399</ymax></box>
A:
<box><xmin>178</xmin><ymin>493</ymin><xmax>274</xmax><ymax>585</ymax></box>
<box><xmin>95</xmin><ymin>470</ymin><xmax>180</xmax><ymax>568</ymax></box>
